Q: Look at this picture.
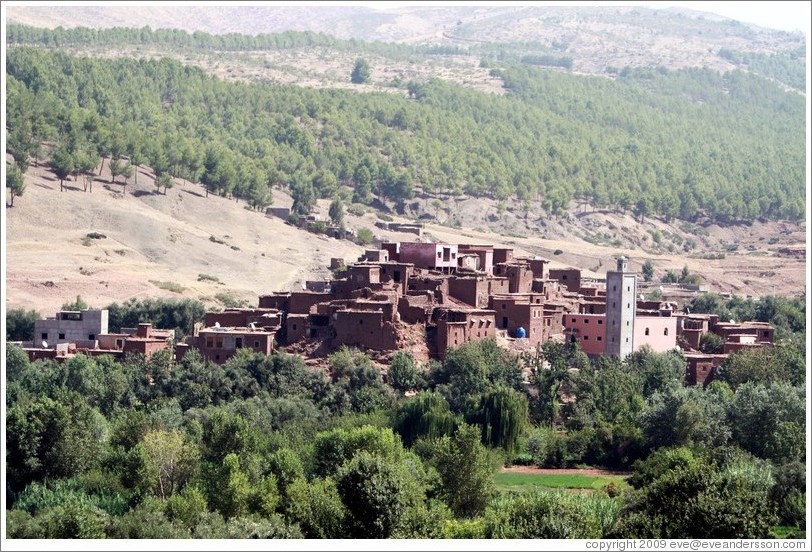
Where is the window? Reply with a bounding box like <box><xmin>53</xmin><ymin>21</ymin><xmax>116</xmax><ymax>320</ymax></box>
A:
<box><xmin>41</xmin><ymin>332</ymin><xmax>48</xmax><ymax>340</ymax></box>
<box><xmin>116</xmin><ymin>339</ymin><xmax>124</xmax><ymax>348</ymax></box>
<box><xmin>292</xmin><ymin>324</ymin><xmax>297</xmax><ymax>331</ymax></box>
<box><xmin>598</xmin><ymin>319</ymin><xmax>603</xmax><ymax>325</ymax></box>
<box><xmin>627</xmin><ymin>286</ymin><xmax>630</xmax><ymax>291</ymax></box>
<box><xmin>645</xmin><ymin>328</ymin><xmax>650</xmax><ymax>336</ymax></box>
<box><xmin>216</xmin><ymin>338</ymin><xmax>224</xmax><ymax>348</ymax></box>
<box><xmin>571</xmin><ymin>317</ymin><xmax>576</xmax><ymax>323</ymax></box>
<box><xmin>502</xmin><ymin>304</ymin><xmax>507</xmax><ymax>310</ymax></box>
<box><xmin>585</xmin><ymin>319</ymin><xmax>589</xmax><ymax>324</ymax></box>
<box><xmin>597</xmin><ymin>336</ymin><xmax>602</xmax><ymax>341</ymax></box>
<box><xmin>254</xmin><ymin>340</ymin><xmax>260</xmax><ymax>348</ymax></box>
<box><xmin>613</xmin><ymin>285</ymin><xmax>616</xmax><ymax>291</ymax></box>
<box><xmin>88</xmin><ymin>334</ymin><xmax>95</xmax><ymax>340</ymax></box>
<box><xmin>562</xmin><ymin>274</ymin><xmax>568</xmax><ymax>280</ymax></box>
<box><xmin>207</xmin><ymin>338</ymin><xmax>214</xmax><ymax>348</ymax></box>
<box><xmin>584</xmin><ymin>336</ymin><xmax>589</xmax><ymax>340</ymax></box>
<box><xmin>359</xmin><ymin>319</ymin><xmax>364</xmax><ymax>325</ymax></box>
<box><xmin>612</xmin><ymin>302</ymin><xmax>616</xmax><ymax>308</ymax></box>
<box><xmin>236</xmin><ymin>337</ymin><xmax>243</xmax><ymax>348</ymax></box>
<box><xmin>626</xmin><ymin>321</ymin><xmax>629</xmax><ymax>326</ymax></box>
<box><xmin>58</xmin><ymin>333</ymin><xmax>65</xmax><ymax>340</ymax></box>
<box><xmin>664</xmin><ymin>328</ymin><xmax>669</xmax><ymax>336</ymax></box>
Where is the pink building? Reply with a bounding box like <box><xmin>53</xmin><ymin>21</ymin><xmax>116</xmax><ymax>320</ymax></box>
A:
<box><xmin>563</xmin><ymin>313</ymin><xmax>677</xmax><ymax>356</ymax></box>
<box><xmin>390</xmin><ymin>242</ymin><xmax>459</xmax><ymax>272</ymax></box>
<box><xmin>634</xmin><ymin>316</ymin><xmax>678</xmax><ymax>353</ymax></box>
<box><xmin>563</xmin><ymin>313</ymin><xmax>606</xmax><ymax>355</ymax></box>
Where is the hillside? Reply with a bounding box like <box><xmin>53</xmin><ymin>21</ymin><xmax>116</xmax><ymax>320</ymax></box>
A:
<box><xmin>4</xmin><ymin>7</ymin><xmax>808</xmax><ymax>316</ymax></box>
<box><xmin>5</xmin><ymin>5</ymin><xmax>804</xmax><ymax>83</ymax></box>
<box><xmin>6</xmin><ymin>155</ymin><xmax>805</xmax><ymax>317</ymax></box>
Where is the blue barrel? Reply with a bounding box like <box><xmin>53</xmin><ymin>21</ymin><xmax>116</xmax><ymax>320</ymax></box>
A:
<box><xmin>516</xmin><ymin>327</ymin><xmax>527</xmax><ymax>338</ymax></box>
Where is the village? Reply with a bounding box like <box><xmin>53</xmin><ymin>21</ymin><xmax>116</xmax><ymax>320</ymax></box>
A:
<box><xmin>12</xmin><ymin>238</ymin><xmax>775</xmax><ymax>387</ymax></box>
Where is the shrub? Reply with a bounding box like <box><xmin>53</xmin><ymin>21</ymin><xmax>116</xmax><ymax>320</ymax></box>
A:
<box><xmin>347</xmin><ymin>203</ymin><xmax>366</xmax><ymax>216</ymax></box>
<box><xmin>355</xmin><ymin>227</ymin><xmax>375</xmax><ymax>246</ymax></box>
<box><xmin>197</xmin><ymin>273</ymin><xmax>221</xmax><ymax>283</ymax></box>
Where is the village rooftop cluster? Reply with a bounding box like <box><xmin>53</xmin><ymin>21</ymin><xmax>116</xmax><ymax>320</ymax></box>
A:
<box><xmin>13</xmin><ymin>241</ymin><xmax>775</xmax><ymax>386</ymax></box>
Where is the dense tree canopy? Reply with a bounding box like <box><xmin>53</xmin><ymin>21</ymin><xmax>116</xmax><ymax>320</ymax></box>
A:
<box><xmin>5</xmin><ymin>42</ymin><xmax>804</xmax><ymax>222</ymax></box>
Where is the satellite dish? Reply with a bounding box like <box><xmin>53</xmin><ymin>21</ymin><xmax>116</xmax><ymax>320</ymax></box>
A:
<box><xmin>250</xmin><ymin>322</ymin><xmax>256</xmax><ymax>331</ymax></box>
<box><xmin>42</xmin><ymin>340</ymin><xmax>48</xmax><ymax>348</ymax></box>
<box><xmin>729</xmin><ymin>319</ymin><xmax>735</xmax><ymax>324</ymax></box>
<box><xmin>215</xmin><ymin>322</ymin><xmax>220</xmax><ymax>328</ymax></box>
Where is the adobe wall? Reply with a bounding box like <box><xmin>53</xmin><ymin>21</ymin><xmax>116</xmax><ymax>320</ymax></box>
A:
<box><xmin>448</xmin><ymin>276</ymin><xmax>489</xmax><ymax>308</ymax></box>
<box><xmin>286</xmin><ymin>314</ymin><xmax>309</xmax><ymax>343</ymax></box>
<box><xmin>549</xmin><ymin>268</ymin><xmax>581</xmax><ymax>293</ymax></box>
<box><xmin>492</xmin><ymin>248</ymin><xmax>513</xmax><ymax>265</ymax></box>
<box><xmin>197</xmin><ymin>330</ymin><xmax>275</xmax><ymax>364</ymax></box>
<box><xmin>289</xmin><ymin>292</ymin><xmax>331</xmax><ymax>314</ymax></box>
<box><xmin>332</xmin><ymin>310</ymin><xmax>396</xmax><ymax>350</ymax></box>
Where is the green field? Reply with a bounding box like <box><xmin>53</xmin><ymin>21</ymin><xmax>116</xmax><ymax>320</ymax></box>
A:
<box><xmin>494</xmin><ymin>471</ymin><xmax>631</xmax><ymax>493</ymax></box>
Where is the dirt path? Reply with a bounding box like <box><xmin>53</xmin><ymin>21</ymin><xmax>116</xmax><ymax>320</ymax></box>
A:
<box><xmin>501</xmin><ymin>466</ymin><xmax>631</xmax><ymax>477</ymax></box>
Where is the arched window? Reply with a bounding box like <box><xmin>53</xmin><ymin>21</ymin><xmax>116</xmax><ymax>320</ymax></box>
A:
<box><xmin>664</xmin><ymin>328</ymin><xmax>669</xmax><ymax>336</ymax></box>
<box><xmin>645</xmin><ymin>328</ymin><xmax>650</xmax><ymax>336</ymax></box>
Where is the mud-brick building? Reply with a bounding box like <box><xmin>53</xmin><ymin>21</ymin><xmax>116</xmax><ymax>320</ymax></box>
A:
<box><xmin>434</xmin><ymin>306</ymin><xmax>496</xmax><ymax>357</ymax></box>
<box><xmin>98</xmin><ymin>323</ymin><xmax>174</xmax><ymax>360</ymax></box>
<box><xmin>549</xmin><ymin>268</ymin><xmax>582</xmax><ymax>293</ymax></box>
<box><xmin>205</xmin><ymin>308</ymin><xmax>283</xmax><ymax>331</ymax></box>
<box><xmin>384</xmin><ymin>242</ymin><xmax>459</xmax><ymax>273</ymax></box>
<box><xmin>193</xmin><ymin>326</ymin><xmax>276</xmax><ymax>364</ymax></box>
<box><xmin>488</xmin><ymin>293</ymin><xmax>562</xmax><ymax>345</ymax></box>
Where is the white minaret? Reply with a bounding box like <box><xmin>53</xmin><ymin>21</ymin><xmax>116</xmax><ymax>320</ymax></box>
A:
<box><xmin>605</xmin><ymin>256</ymin><xmax>637</xmax><ymax>358</ymax></box>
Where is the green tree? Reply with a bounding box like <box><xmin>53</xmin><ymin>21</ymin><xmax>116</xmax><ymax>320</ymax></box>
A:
<box><xmin>393</xmin><ymin>391</ymin><xmax>456</xmax><ymax>447</ymax></box>
<box><xmin>335</xmin><ymin>451</ymin><xmax>416</xmax><ymax>538</ymax></box>
<box><xmin>729</xmin><ymin>381</ymin><xmax>805</xmax><ymax>463</ymax></box>
<box><xmin>698</xmin><ymin>331</ymin><xmax>724</xmax><ymax>353</ymax></box>
<box><xmin>615</xmin><ymin>453</ymin><xmax>776</xmax><ymax>538</ymax></box>
<box><xmin>328</xmin><ymin>197</ymin><xmax>345</xmax><ymax>228</ymax></box>
<box><xmin>432</xmin><ymin>424</ymin><xmax>497</xmax><ymax>518</ymax></box>
<box><xmin>156</xmin><ymin>173</ymin><xmax>173</xmax><ymax>195</ymax></box>
<box><xmin>6</xmin><ymin>308</ymin><xmax>38</xmax><ymax>341</ymax></box>
<box><xmin>350</xmin><ymin>58</ymin><xmax>371</xmax><ymax>84</ymax></box>
<box><xmin>473</xmin><ymin>386</ymin><xmax>528</xmax><ymax>456</ymax></box>
<box><xmin>387</xmin><ymin>350</ymin><xmax>422</xmax><ymax>393</ymax></box>
<box><xmin>641</xmin><ymin>260</ymin><xmax>654</xmax><ymax>282</ymax></box>
<box><xmin>6</xmin><ymin>163</ymin><xmax>26</xmax><ymax>206</ymax></box>
<box><xmin>6</xmin><ymin>392</ymin><xmax>106</xmax><ymax>492</ymax></box>
<box><xmin>284</xmin><ymin>477</ymin><xmax>346</xmax><ymax>539</ymax></box>
<box><xmin>633</xmin><ymin>197</ymin><xmax>651</xmax><ymax>223</ymax></box>
<box><xmin>141</xmin><ymin>429</ymin><xmax>199</xmax><ymax>499</ymax></box>
<box><xmin>51</xmin><ymin>147</ymin><xmax>74</xmax><ymax>192</ymax></box>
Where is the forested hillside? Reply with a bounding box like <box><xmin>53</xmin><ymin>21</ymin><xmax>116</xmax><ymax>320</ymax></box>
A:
<box><xmin>6</xmin><ymin>37</ymin><xmax>805</xmax><ymax>223</ymax></box>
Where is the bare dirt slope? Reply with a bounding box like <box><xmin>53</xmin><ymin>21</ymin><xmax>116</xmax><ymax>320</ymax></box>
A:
<box><xmin>5</xmin><ymin>157</ymin><xmax>805</xmax><ymax>317</ymax></box>
<box><xmin>5</xmin><ymin>160</ymin><xmax>363</xmax><ymax>314</ymax></box>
